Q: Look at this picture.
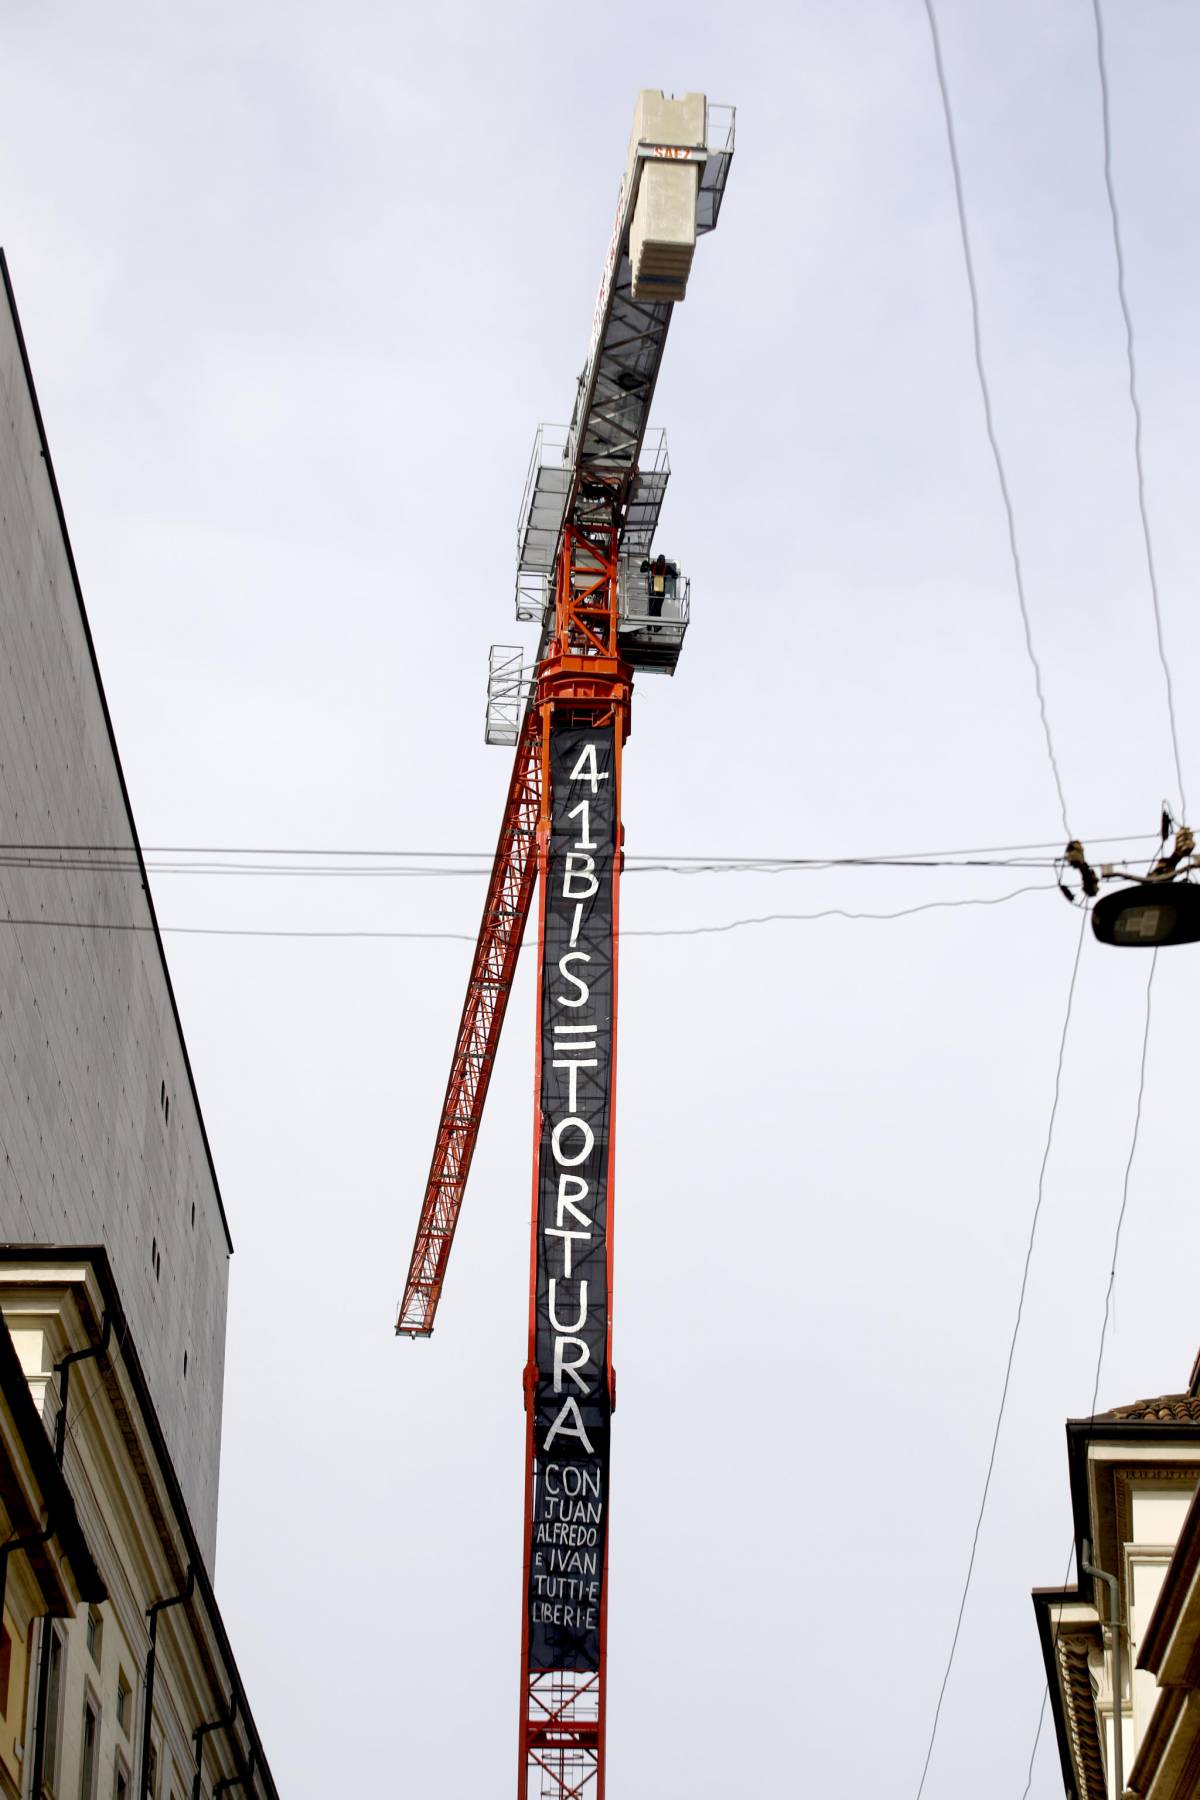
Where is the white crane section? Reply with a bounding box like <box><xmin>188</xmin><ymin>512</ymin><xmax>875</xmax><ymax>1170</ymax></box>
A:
<box><xmin>515</xmin><ymin>92</ymin><xmax>734</xmax><ymax>620</ymax></box>
<box><xmin>486</xmin><ymin>92</ymin><xmax>734</xmax><ymax>744</ymax></box>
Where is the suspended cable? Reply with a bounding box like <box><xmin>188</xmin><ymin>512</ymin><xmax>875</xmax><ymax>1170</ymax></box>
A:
<box><xmin>0</xmin><ymin>883</ymin><xmax>1056</xmax><ymax>945</ymax></box>
<box><xmin>1090</xmin><ymin>953</ymin><xmax>1157</xmax><ymax>1392</ymax></box>
<box><xmin>4</xmin><ymin>830</ymin><xmax>1165</xmax><ymax>857</ymax></box>
<box><xmin>1019</xmin><ymin>948</ymin><xmax>1158</xmax><ymax>1796</ymax></box>
<box><xmin>914</xmin><ymin>910</ymin><xmax>1088</xmax><ymax>1798</ymax></box>
<box><xmin>0</xmin><ymin>852</ymin><xmax>1065</xmax><ymax>878</ymax></box>
<box><xmin>0</xmin><ymin>828</ymin><xmax>1160</xmax><ymax>878</ymax></box>
<box><xmin>621</xmin><ymin>885</ymin><xmax>1055</xmax><ymax>937</ymax></box>
<box><xmin>921</xmin><ymin>0</ymin><xmax>1073</xmax><ymax>840</ymax></box>
<box><xmin>0</xmin><ymin>852</ymin><xmax>1063</xmax><ymax>876</ymax></box>
<box><xmin>1089</xmin><ymin>0</ymin><xmax>1188</xmax><ymax>822</ymax></box>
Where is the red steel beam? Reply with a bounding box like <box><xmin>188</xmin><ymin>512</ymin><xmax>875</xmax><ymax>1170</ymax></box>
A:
<box><xmin>396</xmin><ymin>711</ymin><xmax>543</xmax><ymax>1336</ymax></box>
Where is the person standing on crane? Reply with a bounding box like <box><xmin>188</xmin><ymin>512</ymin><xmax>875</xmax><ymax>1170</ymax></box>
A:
<box><xmin>642</xmin><ymin>553</ymin><xmax>677</xmax><ymax>625</ymax></box>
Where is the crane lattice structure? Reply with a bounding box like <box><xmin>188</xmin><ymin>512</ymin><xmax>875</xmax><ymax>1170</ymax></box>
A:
<box><xmin>397</xmin><ymin>90</ymin><xmax>735</xmax><ymax>1800</ymax></box>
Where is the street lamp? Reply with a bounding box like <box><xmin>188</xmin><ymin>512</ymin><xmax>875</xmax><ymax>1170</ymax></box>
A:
<box><xmin>1092</xmin><ymin>879</ymin><xmax>1200</xmax><ymax>948</ymax></box>
<box><xmin>1065</xmin><ymin>821</ymin><xmax>1200</xmax><ymax>947</ymax></box>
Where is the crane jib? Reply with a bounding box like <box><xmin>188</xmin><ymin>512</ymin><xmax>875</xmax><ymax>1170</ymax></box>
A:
<box><xmin>528</xmin><ymin>722</ymin><xmax>617</xmax><ymax>1673</ymax></box>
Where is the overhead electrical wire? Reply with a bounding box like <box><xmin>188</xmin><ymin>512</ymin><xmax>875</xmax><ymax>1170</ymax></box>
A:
<box><xmin>615</xmin><ymin>885</ymin><xmax>1056</xmax><ymax>937</ymax></box>
<box><xmin>910</xmin><ymin>13</ymin><xmax>1177</xmax><ymax>1784</ymax></box>
<box><xmin>0</xmin><ymin>852</ymin><xmax>1065</xmax><ymax>877</ymax></box>
<box><xmin>1011</xmin><ymin>12</ymin><xmax>1191</xmax><ymax>1777</ymax></box>
<box><xmin>0</xmin><ymin>830</ymin><xmax>1161</xmax><ymax>856</ymax></box>
<box><xmin>913</xmin><ymin>911</ymin><xmax>1088</xmax><ymax>1799</ymax></box>
<box><xmin>0</xmin><ymin>883</ymin><xmax>1058</xmax><ymax>945</ymax></box>
<box><xmin>922</xmin><ymin>0</ymin><xmax>1074</xmax><ymax>841</ymax></box>
<box><xmin>0</xmin><ymin>829</ymin><xmax>1161</xmax><ymax>882</ymax></box>
<box><xmin>1019</xmin><ymin>949</ymin><xmax>1158</xmax><ymax>1799</ymax></box>
<box><xmin>0</xmin><ymin>854</ymin><xmax>1075</xmax><ymax>879</ymax></box>
<box><xmin>1089</xmin><ymin>0</ymin><xmax>1188</xmax><ymax>823</ymax></box>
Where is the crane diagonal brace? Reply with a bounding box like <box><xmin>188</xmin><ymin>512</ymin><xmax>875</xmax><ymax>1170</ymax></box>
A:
<box><xmin>396</xmin><ymin>712</ymin><xmax>542</xmax><ymax>1336</ymax></box>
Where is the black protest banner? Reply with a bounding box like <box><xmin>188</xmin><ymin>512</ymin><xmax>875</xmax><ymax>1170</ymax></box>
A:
<box><xmin>528</xmin><ymin>721</ymin><xmax>616</xmax><ymax>1673</ymax></box>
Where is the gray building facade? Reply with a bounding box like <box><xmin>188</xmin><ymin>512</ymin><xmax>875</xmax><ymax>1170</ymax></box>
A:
<box><xmin>0</xmin><ymin>254</ymin><xmax>230</xmax><ymax>1568</ymax></box>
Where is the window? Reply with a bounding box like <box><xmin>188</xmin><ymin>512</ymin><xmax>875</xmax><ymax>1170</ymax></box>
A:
<box><xmin>113</xmin><ymin>1753</ymin><xmax>130</xmax><ymax>1800</ymax></box>
<box><xmin>80</xmin><ymin>1694</ymin><xmax>100</xmax><ymax>1800</ymax></box>
<box><xmin>0</xmin><ymin>1623</ymin><xmax>10</xmax><ymax>1717</ymax></box>
<box><xmin>146</xmin><ymin>1740</ymin><xmax>158</xmax><ymax>1799</ymax></box>
<box><xmin>86</xmin><ymin>1605</ymin><xmax>104</xmax><ymax>1666</ymax></box>
<box><xmin>115</xmin><ymin>1668</ymin><xmax>131</xmax><ymax>1735</ymax></box>
<box><xmin>43</xmin><ymin>1624</ymin><xmax>65</xmax><ymax>1789</ymax></box>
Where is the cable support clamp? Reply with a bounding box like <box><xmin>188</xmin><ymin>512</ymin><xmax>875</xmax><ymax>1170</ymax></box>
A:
<box><xmin>1062</xmin><ymin>841</ymin><xmax>1099</xmax><ymax>902</ymax></box>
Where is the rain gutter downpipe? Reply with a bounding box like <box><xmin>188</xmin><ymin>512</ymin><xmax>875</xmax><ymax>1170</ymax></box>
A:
<box><xmin>140</xmin><ymin>1565</ymin><xmax>195</xmax><ymax>1800</ymax></box>
<box><xmin>1082</xmin><ymin>1538</ymin><xmax>1124</xmax><ymax>1800</ymax></box>
<box><xmin>31</xmin><ymin>1314</ymin><xmax>114</xmax><ymax>1797</ymax></box>
<box><xmin>53</xmin><ymin>1313</ymin><xmax>112</xmax><ymax>1463</ymax></box>
<box><xmin>0</xmin><ymin>1520</ymin><xmax>52</xmax><ymax>1622</ymax></box>
<box><xmin>213</xmin><ymin>1748</ymin><xmax>257</xmax><ymax>1796</ymax></box>
<box><xmin>193</xmin><ymin>1692</ymin><xmax>237</xmax><ymax>1800</ymax></box>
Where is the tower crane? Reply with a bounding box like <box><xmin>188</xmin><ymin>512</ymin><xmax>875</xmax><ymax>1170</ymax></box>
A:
<box><xmin>397</xmin><ymin>90</ymin><xmax>735</xmax><ymax>1800</ymax></box>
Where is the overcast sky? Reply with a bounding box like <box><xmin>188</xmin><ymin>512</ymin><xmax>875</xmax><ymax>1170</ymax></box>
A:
<box><xmin>5</xmin><ymin>1</ymin><xmax>1200</xmax><ymax>1792</ymax></box>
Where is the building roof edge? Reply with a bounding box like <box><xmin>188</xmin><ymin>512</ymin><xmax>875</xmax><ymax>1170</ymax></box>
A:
<box><xmin>0</xmin><ymin>1246</ymin><xmax>278</xmax><ymax>1798</ymax></box>
<box><xmin>1031</xmin><ymin>1584</ymin><xmax>1087</xmax><ymax>1798</ymax></box>
<box><xmin>0</xmin><ymin>1309</ymin><xmax>105</xmax><ymax>1605</ymax></box>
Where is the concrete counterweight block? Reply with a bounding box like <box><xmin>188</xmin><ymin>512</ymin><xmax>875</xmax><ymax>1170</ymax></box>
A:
<box><xmin>628</xmin><ymin>90</ymin><xmax>706</xmax><ymax>302</ymax></box>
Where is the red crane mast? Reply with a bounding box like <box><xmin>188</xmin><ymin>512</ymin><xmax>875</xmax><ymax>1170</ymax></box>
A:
<box><xmin>398</xmin><ymin>92</ymin><xmax>735</xmax><ymax>1799</ymax></box>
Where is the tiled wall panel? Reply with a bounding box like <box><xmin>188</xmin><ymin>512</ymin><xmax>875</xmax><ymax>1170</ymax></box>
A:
<box><xmin>0</xmin><ymin>284</ymin><xmax>228</xmax><ymax>1568</ymax></box>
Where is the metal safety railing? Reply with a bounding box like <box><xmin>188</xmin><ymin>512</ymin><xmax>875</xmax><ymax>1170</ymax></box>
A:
<box><xmin>617</xmin><ymin>571</ymin><xmax>691</xmax><ymax>632</ymax></box>
<box><xmin>516</xmin><ymin>424</ymin><xmax>571</xmax><ymax>575</ymax></box>
<box><xmin>485</xmin><ymin>645</ymin><xmax>535</xmax><ymax>747</ymax></box>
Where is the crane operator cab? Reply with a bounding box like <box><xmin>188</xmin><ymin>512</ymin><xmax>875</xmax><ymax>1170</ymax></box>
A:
<box><xmin>616</xmin><ymin>552</ymin><xmax>691</xmax><ymax>674</ymax></box>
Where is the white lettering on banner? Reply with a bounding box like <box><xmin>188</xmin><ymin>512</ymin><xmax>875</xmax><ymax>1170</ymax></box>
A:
<box><xmin>542</xmin><ymin>1503</ymin><xmax>602</xmax><ymax>1529</ymax></box>
<box><xmin>543</xmin><ymin>735</ymin><xmax>605</xmax><ymax>1416</ymax></box>
<box><xmin>552</xmin><ymin>1058</ymin><xmax>598</xmax><ymax>1113</ymax></box>
<box><xmin>534</xmin><ymin>1521</ymin><xmax>601</xmax><ymax>1549</ymax></box>
<box><xmin>568</xmin><ymin>743</ymin><xmax>610</xmax><ymax>792</ymax></box>
<box><xmin>555</xmin><ymin>1175</ymin><xmax>591</xmax><ymax>1230</ymax></box>
<box><xmin>547</xmin><ymin>1554</ymin><xmax>599</xmax><ymax>1579</ymax></box>
<box><xmin>555</xmin><ymin>952</ymin><xmax>590</xmax><ymax>1007</ymax></box>
<box><xmin>531</xmin><ymin>1577</ymin><xmax>600</xmax><ymax>1602</ymax></box>
<box><xmin>544</xmin><ymin>1466</ymin><xmax>602</xmax><ymax>1499</ymax></box>
<box><xmin>548</xmin><ymin>1280</ymin><xmax>588</xmax><ymax>1333</ymax></box>
<box><xmin>530</xmin><ymin>1603</ymin><xmax>599</xmax><ymax>1631</ymax></box>
<box><xmin>563</xmin><ymin>853</ymin><xmax>598</xmax><ymax>900</ymax></box>
<box><xmin>544</xmin><ymin>1397</ymin><xmax>596</xmax><ymax>1455</ymax></box>
<box><xmin>553</xmin><ymin>1336</ymin><xmax>591</xmax><ymax>1394</ymax></box>
<box><xmin>551</xmin><ymin>1116</ymin><xmax>594</xmax><ymax>1167</ymax></box>
<box><xmin>543</xmin><ymin>1228</ymin><xmax>588</xmax><ymax>1278</ymax></box>
<box><xmin>566</xmin><ymin>799</ymin><xmax>596</xmax><ymax>848</ymax></box>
